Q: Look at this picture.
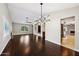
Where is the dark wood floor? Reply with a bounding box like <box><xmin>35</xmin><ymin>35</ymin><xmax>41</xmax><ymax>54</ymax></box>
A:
<box><xmin>1</xmin><ymin>34</ymin><xmax>79</xmax><ymax>56</ymax></box>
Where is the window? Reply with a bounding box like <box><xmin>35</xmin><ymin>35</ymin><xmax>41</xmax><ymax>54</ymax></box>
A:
<box><xmin>21</xmin><ymin>25</ymin><xmax>28</xmax><ymax>31</ymax></box>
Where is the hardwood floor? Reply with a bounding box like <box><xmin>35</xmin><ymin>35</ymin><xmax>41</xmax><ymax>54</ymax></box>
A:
<box><xmin>62</xmin><ymin>35</ymin><xmax>75</xmax><ymax>49</ymax></box>
<box><xmin>1</xmin><ymin>34</ymin><xmax>79</xmax><ymax>56</ymax></box>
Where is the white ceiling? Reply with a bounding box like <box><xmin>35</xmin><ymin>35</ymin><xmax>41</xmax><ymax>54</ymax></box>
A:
<box><xmin>7</xmin><ymin>3</ymin><xmax>79</xmax><ymax>23</ymax></box>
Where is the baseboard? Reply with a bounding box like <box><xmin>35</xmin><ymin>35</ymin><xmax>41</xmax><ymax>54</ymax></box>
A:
<box><xmin>61</xmin><ymin>45</ymin><xmax>79</xmax><ymax>52</ymax></box>
<box><xmin>0</xmin><ymin>34</ymin><xmax>11</xmax><ymax>55</ymax></box>
<box><xmin>46</xmin><ymin>39</ymin><xmax>79</xmax><ymax>52</ymax></box>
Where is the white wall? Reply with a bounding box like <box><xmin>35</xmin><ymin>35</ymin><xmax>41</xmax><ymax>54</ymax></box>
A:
<box><xmin>0</xmin><ymin>3</ymin><xmax>12</xmax><ymax>54</ymax></box>
<box><xmin>12</xmin><ymin>23</ymin><xmax>33</xmax><ymax>35</ymax></box>
<box><xmin>45</xmin><ymin>6</ymin><xmax>79</xmax><ymax>51</ymax></box>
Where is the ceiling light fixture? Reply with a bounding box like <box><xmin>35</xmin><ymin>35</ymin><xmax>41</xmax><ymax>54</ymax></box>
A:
<box><xmin>40</xmin><ymin>3</ymin><xmax>50</xmax><ymax>23</ymax></box>
<box><xmin>40</xmin><ymin>3</ymin><xmax>43</xmax><ymax>22</ymax></box>
<box><xmin>34</xmin><ymin>3</ymin><xmax>50</xmax><ymax>23</ymax></box>
<box><xmin>40</xmin><ymin>3</ymin><xmax>43</xmax><ymax>20</ymax></box>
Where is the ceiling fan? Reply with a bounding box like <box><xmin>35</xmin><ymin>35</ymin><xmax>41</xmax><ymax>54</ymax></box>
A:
<box><xmin>25</xmin><ymin>17</ymin><xmax>32</xmax><ymax>23</ymax></box>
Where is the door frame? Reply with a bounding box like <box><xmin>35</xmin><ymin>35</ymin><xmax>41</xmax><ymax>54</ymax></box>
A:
<box><xmin>60</xmin><ymin>16</ymin><xmax>75</xmax><ymax>45</ymax></box>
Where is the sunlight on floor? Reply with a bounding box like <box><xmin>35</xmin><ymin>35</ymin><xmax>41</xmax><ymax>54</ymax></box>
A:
<box><xmin>20</xmin><ymin>35</ymin><xmax>30</xmax><ymax>46</ymax></box>
<box><xmin>62</xmin><ymin>35</ymin><xmax>75</xmax><ymax>49</ymax></box>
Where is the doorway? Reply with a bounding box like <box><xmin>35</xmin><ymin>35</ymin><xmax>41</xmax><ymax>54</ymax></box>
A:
<box><xmin>61</xmin><ymin>16</ymin><xmax>75</xmax><ymax>49</ymax></box>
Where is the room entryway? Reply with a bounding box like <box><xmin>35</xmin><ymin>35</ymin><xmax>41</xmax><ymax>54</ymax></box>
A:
<box><xmin>61</xmin><ymin>16</ymin><xmax>75</xmax><ymax>49</ymax></box>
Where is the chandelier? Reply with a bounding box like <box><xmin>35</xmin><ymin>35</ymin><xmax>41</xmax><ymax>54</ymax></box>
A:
<box><xmin>34</xmin><ymin>3</ymin><xmax>50</xmax><ymax>23</ymax></box>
